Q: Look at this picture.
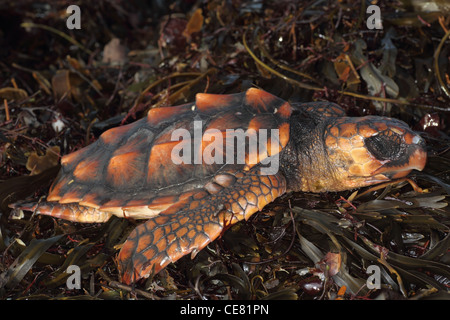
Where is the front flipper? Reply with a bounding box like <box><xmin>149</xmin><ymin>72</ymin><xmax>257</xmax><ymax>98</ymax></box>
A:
<box><xmin>117</xmin><ymin>169</ymin><xmax>286</xmax><ymax>284</ymax></box>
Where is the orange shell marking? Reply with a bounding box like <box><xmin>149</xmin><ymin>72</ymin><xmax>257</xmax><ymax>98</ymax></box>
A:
<box><xmin>147</xmin><ymin>104</ymin><xmax>192</xmax><ymax>126</ymax></box>
<box><xmin>196</xmin><ymin>92</ymin><xmax>240</xmax><ymax>112</ymax></box>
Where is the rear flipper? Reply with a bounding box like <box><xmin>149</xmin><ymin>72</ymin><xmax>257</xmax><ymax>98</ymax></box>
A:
<box><xmin>118</xmin><ymin>169</ymin><xmax>286</xmax><ymax>284</ymax></box>
<box><xmin>9</xmin><ymin>201</ymin><xmax>112</xmax><ymax>223</ymax></box>
<box><xmin>118</xmin><ymin>202</ymin><xmax>224</xmax><ymax>284</ymax></box>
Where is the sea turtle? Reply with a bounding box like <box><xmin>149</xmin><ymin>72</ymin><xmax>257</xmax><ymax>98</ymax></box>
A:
<box><xmin>12</xmin><ymin>88</ymin><xmax>427</xmax><ymax>284</ymax></box>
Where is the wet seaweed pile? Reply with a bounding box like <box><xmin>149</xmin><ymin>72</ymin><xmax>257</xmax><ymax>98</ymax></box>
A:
<box><xmin>0</xmin><ymin>0</ymin><xmax>449</xmax><ymax>300</ymax></box>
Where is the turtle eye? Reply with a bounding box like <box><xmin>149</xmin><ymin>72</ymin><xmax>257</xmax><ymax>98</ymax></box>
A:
<box><xmin>364</xmin><ymin>130</ymin><xmax>404</xmax><ymax>161</ymax></box>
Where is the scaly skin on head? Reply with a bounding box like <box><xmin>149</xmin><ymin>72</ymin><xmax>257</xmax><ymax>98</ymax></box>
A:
<box><xmin>280</xmin><ymin>112</ymin><xmax>427</xmax><ymax>193</ymax></box>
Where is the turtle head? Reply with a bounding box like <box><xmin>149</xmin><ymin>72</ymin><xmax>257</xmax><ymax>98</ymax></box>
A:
<box><xmin>320</xmin><ymin>116</ymin><xmax>426</xmax><ymax>192</ymax></box>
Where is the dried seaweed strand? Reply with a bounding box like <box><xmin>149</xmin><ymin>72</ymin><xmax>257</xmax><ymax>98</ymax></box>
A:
<box><xmin>140</xmin><ymin>72</ymin><xmax>204</xmax><ymax>97</ymax></box>
<box><xmin>376</xmin><ymin>255</ymin><xmax>408</xmax><ymax>298</ymax></box>
<box><xmin>0</xmin><ymin>128</ymin><xmax>61</xmax><ymax>157</ymax></box>
<box><xmin>243</xmin><ymin>32</ymin><xmax>321</xmax><ymax>91</ymax></box>
<box><xmin>256</xmin><ymin>34</ymin><xmax>318</xmax><ymax>83</ymax></box>
<box><xmin>97</xmin><ymin>269</ymin><xmax>158</xmax><ymax>300</ymax></box>
<box><xmin>12</xmin><ymin>63</ymin><xmax>52</xmax><ymax>95</ymax></box>
<box><xmin>20</xmin><ymin>22</ymin><xmax>93</xmax><ymax>55</ymax></box>
<box><xmin>354</xmin><ymin>178</ymin><xmax>423</xmax><ymax>200</ymax></box>
<box><xmin>4</xmin><ymin>99</ymin><xmax>10</xmax><ymax>121</ymax></box>
<box><xmin>128</xmin><ymin>72</ymin><xmax>204</xmax><ymax>116</ymax></box>
<box><xmin>433</xmin><ymin>28</ymin><xmax>450</xmax><ymax>99</ymax></box>
<box><xmin>149</xmin><ymin>68</ymin><xmax>216</xmax><ymax>109</ymax></box>
<box><xmin>151</xmin><ymin>80</ymin><xmax>193</xmax><ymax>101</ymax></box>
